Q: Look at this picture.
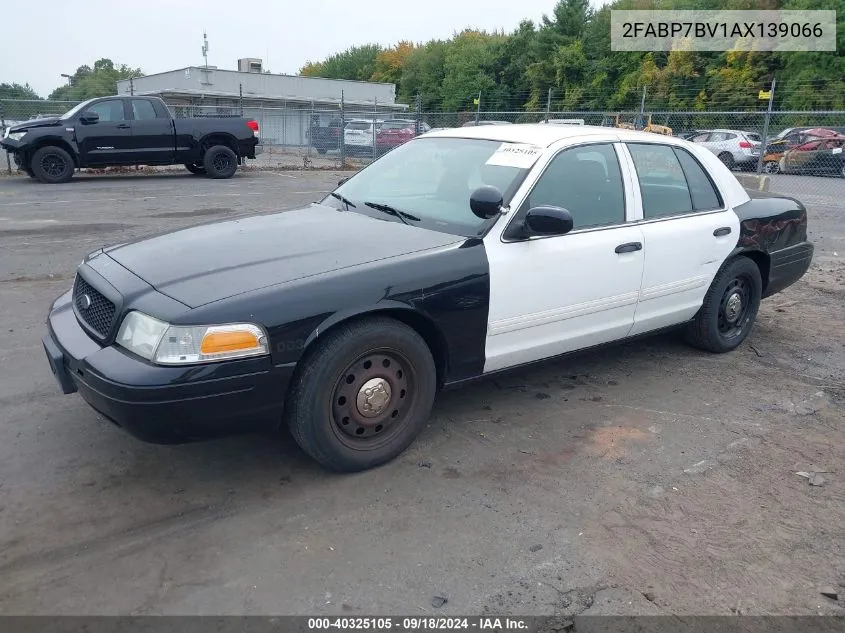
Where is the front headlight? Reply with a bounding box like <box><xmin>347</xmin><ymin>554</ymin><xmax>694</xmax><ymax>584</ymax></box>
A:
<box><xmin>115</xmin><ymin>311</ymin><xmax>269</xmax><ymax>365</ymax></box>
<box><xmin>7</xmin><ymin>131</ymin><xmax>26</xmax><ymax>141</ymax></box>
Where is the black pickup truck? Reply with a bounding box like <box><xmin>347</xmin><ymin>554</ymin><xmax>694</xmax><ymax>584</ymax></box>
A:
<box><xmin>1</xmin><ymin>95</ymin><xmax>259</xmax><ymax>183</ymax></box>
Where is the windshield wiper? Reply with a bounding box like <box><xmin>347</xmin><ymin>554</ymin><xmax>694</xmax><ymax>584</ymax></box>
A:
<box><xmin>363</xmin><ymin>201</ymin><xmax>420</xmax><ymax>225</ymax></box>
<box><xmin>329</xmin><ymin>191</ymin><xmax>356</xmax><ymax>210</ymax></box>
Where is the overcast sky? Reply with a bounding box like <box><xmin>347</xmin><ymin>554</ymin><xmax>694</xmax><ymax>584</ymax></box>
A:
<box><xmin>3</xmin><ymin>0</ymin><xmax>610</xmax><ymax>98</ymax></box>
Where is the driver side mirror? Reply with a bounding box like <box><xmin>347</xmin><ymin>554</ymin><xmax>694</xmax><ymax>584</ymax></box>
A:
<box><xmin>505</xmin><ymin>205</ymin><xmax>574</xmax><ymax>240</ymax></box>
<box><xmin>79</xmin><ymin>112</ymin><xmax>99</xmax><ymax>125</ymax></box>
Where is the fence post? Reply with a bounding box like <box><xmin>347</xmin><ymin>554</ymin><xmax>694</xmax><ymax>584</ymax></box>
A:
<box><xmin>130</xmin><ymin>77</ymin><xmax>134</xmax><ymax>96</ymax></box>
<box><xmin>415</xmin><ymin>94</ymin><xmax>422</xmax><ymax>135</ymax></box>
<box><xmin>756</xmin><ymin>77</ymin><xmax>776</xmax><ymax>175</ymax></box>
<box><xmin>340</xmin><ymin>90</ymin><xmax>346</xmax><ymax>169</ymax></box>
<box><xmin>239</xmin><ymin>83</ymin><xmax>243</xmax><ymax>116</ymax></box>
<box><xmin>545</xmin><ymin>88</ymin><xmax>552</xmax><ymax>123</ymax></box>
<box><xmin>475</xmin><ymin>91</ymin><xmax>481</xmax><ymax>125</ymax></box>
<box><xmin>373</xmin><ymin>97</ymin><xmax>377</xmax><ymax>161</ymax></box>
<box><xmin>0</xmin><ymin>107</ymin><xmax>10</xmax><ymax>175</ymax></box>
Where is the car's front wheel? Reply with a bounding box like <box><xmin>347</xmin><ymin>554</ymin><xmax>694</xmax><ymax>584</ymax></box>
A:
<box><xmin>31</xmin><ymin>146</ymin><xmax>75</xmax><ymax>183</ymax></box>
<box><xmin>685</xmin><ymin>256</ymin><xmax>763</xmax><ymax>353</ymax></box>
<box><xmin>763</xmin><ymin>160</ymin><xmax>779</xmax><ymax>174</ymax></box>
<box><xmin>202</xmin><ymin>145</ymin><xmax>238</xmax><ymax>179</ymax></box>
<box><xmin>718</xmin><ymin>152</ymin><xmax>735</xmax><ymax>170</ymax></box>
<box><xmin>285</xmin><ymin>317</ymin><xmax>437</xmax><ymax>472</ymax></box>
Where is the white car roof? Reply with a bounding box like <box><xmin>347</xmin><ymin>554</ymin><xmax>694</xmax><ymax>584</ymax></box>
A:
<box><xmin>423</xmin><ymin>123</ymin><xmax>751</xmax><ymax>208</ymax></box>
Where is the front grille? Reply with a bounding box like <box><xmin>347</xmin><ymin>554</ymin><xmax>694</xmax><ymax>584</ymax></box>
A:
<box><xmin>73</xmin><ymin>275</ymin><xmax>116</xmax><ymax>338</ymax></box>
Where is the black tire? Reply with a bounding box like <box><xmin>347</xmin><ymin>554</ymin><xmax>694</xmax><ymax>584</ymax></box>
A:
<box><xmin>718</xmin><ymin>152</ymin><xmax>735</xmax><ymax>170</ymax></box>
<box><xmin>184</xmin><ymin>163</ymin><xmax>206</xmax><ymax>175</ymax></box>
<box><xmin>316</xmin><ymin>148</ymin><xmax>328</xmax><ymax>155</ymax></box>
<box><xmin>684</xmin><ymin>256</ymin><xmax>763</xmax><ymax>353</ymax></box>
<box><xmin>763</xmin><ymin>160</ymin><xmax>779</xmax><ymax>174</ymax></box>
<box><xmin>285</xmin><ymin>316</ymin><xmax>437</xmax><ymax>472</ymax></box>
<box><xmin>31</xmin><ymin>146</ymin><xmax>74</xmax><ymax>183</ymax></box>
<box><xmin>202</xmin><ymin>145</ymin><xmax>238</xmax><ymax>179</ymax></box>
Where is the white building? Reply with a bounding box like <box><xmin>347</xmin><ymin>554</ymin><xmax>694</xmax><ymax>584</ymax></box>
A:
<box><xmin>116</xmin><ymin>60</ymin><xmax>408</xmax><ymax>147</ymax></box>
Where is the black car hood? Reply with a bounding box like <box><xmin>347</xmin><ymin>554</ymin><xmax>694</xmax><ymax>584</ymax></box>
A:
<box><xmin>103</xmin><ymin>204</ymin><xmax>465</xmax><ymax>308</ymax></box>
<box><xmin>9</xmin><ymin>116</ymin><xmax>62</xmax><ymax>132</ymax></box>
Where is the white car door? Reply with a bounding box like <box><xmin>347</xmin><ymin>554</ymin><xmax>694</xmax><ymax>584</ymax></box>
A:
<box><xmin>483</xmin><ymin>140</ymin><xmax>646</xmax><ymax>373</ymax></box>
<box><xmin>620</xmin><ymin>141</ymin><xmax>740</xmax><ymax>336</ymax></box>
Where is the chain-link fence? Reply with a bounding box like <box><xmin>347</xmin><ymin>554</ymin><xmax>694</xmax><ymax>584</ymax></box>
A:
<box><xmin>3</xmin><ymin>96</ymin><xmax>845</xmax><ymax>194</ymax></box>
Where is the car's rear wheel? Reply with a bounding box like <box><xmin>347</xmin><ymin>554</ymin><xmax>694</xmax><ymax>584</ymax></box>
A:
<box><xmin>285</xmin><ymin>317</ymin><xmax>437</xmax><ymax>472</ymax></box>
<box><xmin>763</xmin><ymin>160</ymin><xmax>779</xmax><ymax>174</ymax></box>
<box><xmin>202</xmin><ymin>145</ymin><xmax>238</xmax><ymax>179</ymax></box>
<box><xmin>184</xmin><ymin>163</ymin><xmax>206</xmax><ymax>175</ymax></box>
<box><xmin>718</xmin><ymin>152</ymin><xmax>735</xmax><ymax>170</ymax></box>
<box><xmin>31</xmin><ymin>146</ymin><xmax>74</xmax><ymax>183</ymax></box>
<box><xmin>685</xmin><ymin>256</ymin><xmax>762</xmax><ymax>353</ymax></box>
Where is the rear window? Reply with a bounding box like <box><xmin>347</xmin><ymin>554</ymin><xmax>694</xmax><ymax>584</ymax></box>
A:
<box><xmin>382</xmin><ymin>121</ymin><xmax>412</xmax><ymax>129</ymax></box>
<box><xmin>745</xmin><ymin>133</ymin><xmax>761</xmax><ymax>142</ymax></box>
<box><xmin>346</xmin><ymin>122</ymin><xmax>371</xmax><ymax>131</ymax></box>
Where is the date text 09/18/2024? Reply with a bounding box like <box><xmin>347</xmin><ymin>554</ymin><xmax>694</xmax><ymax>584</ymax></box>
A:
<box><xmin>307</xmin><ymin>617</ymin><xmax>530</xmax><ymax>631</ymax></box>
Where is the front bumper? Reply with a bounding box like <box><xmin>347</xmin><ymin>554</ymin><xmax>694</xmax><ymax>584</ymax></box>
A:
<box><xmin>43</xmin><ymin>290</ymin><xmax>293</xmax><ymax>444</ymax></box>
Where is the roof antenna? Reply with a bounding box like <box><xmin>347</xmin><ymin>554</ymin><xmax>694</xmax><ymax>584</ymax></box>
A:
<box><xmin>202</xmin><ymin>30</ymin><xmax>209</xmax><ymax>69</ymax></box>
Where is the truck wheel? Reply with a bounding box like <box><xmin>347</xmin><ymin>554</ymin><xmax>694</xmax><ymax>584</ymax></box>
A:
<box><xmin>684</xmin><ymin>256</ymin><xmax>762</xmax><ymax>354</ymax></box>
<box><xmin>31</xmin><ymin>146</ymin><xmax>74</xmax><ymax>184</ymax></box>
<box><xmin>202</xmin><ymin>145</ymin><xmax>238</xmax><ymax>179</ymax></box>
<box><xmin>184</xmin><ymin>163</ymin><xmax>206</xmax><ymax>175</ymax></box>
<box><xmin>285</xmin><ymin>316</ymin><xmax>437</xmax><ymax>473</ymax></box>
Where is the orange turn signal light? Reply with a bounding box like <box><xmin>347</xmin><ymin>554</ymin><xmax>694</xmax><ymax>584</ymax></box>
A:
<box><xmin>200</xmin><ymin>330</ymin><xmax>261</xmax><ymax>355</ymax></box>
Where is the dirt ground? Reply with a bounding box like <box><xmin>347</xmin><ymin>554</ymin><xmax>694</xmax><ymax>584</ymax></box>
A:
<box><xmin>0</xmin><ymin>170</ymin><xmax>842</xmax><ymax>618</ymax></box>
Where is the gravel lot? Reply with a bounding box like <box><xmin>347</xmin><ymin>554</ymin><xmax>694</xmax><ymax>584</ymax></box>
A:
<box><xmin>0</xmin><ymin>169</ymin><xmax>843</xmax><ymax>618</ymax></box>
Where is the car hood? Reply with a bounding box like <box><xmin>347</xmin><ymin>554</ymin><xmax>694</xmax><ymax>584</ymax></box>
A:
<box><xmin>103</xmin><ymin>204</ymin><xmax>465</xmax><ymax>308</ymax></box>
<box><xmin>9</xmin><ymin>116</ymin><xmax>62</xmax><ymax>132</ymax></box>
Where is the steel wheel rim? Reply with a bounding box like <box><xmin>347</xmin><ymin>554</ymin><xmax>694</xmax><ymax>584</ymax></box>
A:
<box><xmin>330</xmin><ymin>349</ymin><xmax>415</xmax><ymax>450</ymax></box>
<box><xmin>717</xmin><ymin>276</ymin><xmax>752</xmax><ymax>339</ymax></box>
<box><xmin>212</xmin><ymin>152</ymin><xmax>231</xmax><ymax>171</ymax></box>
<box><xmin>41</xmin><ymin>153</ymin><xmax>66</xmax><ymax>178</ymax></box>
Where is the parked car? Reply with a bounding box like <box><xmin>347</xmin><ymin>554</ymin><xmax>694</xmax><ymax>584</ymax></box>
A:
<box><xmin>375</xmin><ymin>119</ymin><xmax>431</xmax><ymax>154</ymax></box>
<box><xmin>779</xmin><ymin>135</ymin><xmax>845</xmax><ymax>177</ymax></box>
<box><xmin>0</xmin><ymin>96</ymin><xmax>259</xmax><ymax>183</ymax></box>
<box><xmin>461</xmin><ymin>120</ymin><xmax>513</xmax><ymax>127</ymax></box>
<box><xmin>538</xmin><ymin>118</ymin><xmax>586</xmax><ymax>126</ymax></box>
<box><xmin>309</xmin><ymin>115</ymin><xmax>342</xmax><ymax>154</ymax></box>
<box><xmin>761</xmin><ymin>127</ymin><xmax>841</xmax><ymax>173</ymax></box>
<box><xmin>42</xmin><ymin>124</ymin><xmax>813</xmax><ymax>472</ymax></box>
<box><xmin>343</xmin><ymin>119</ymin><xmax>384</xmax><ymax>155</ymax></box>
<box><xmin>675</xmin><ymin>129</ymin><xmax>706</xmax><ymax>140</ymax></box>
<box><xmin>689</xmin><ymin>129</ymin><xmax>761</xmax><ymax>169</ymax></box>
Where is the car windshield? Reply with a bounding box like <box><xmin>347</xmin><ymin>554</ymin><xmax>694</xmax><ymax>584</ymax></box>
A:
<box><xmin>325</xmin><ymin>137</ymin><xmax>535</xmax><ymax>237</ymax></box>
<box><xmin>59</xmin><ymin>98</ymin><xmax>99</xmax><ymax>120</ymax></box>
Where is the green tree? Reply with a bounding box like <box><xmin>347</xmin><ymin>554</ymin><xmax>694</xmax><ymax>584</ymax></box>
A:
<box><xmin>299</xmin><ymin>45</ymin><xmax>382</xmax><ymax>82</ymax></box>
<box><xmin>48</xmin><ymin>58</ymin><xmax>143</xmax><ymax>100</ymax></box>
<box><xmin>0</xmin><ymin>82</ymin><xmax>42</xmax><ymax>100</ymax></box>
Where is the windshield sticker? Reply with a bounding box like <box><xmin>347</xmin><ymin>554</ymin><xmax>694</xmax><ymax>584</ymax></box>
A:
<box><xmin>486</xmin><ymin>143</ymin><xmax>543</xmax><ymax>168</ymax></box>
<box><xmin>832</xmin><ymin>147</ymin><xmax>843</xmax><ymax>154</ymax></box>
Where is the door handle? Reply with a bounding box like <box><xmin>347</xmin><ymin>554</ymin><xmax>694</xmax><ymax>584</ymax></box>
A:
<box><xmin>713</xmin><ymin>226</ymin><xmax>732</xmax><ymax>237</ymax></box>
<box><xmin>116</xmin><ymin>123</ymin><xmax>130</xmax><ymax>129</ymax></box>
<box><xmin>615</xmin><ymin>242</ymin><xmax>642</xmax><ymax>254</ymax></box>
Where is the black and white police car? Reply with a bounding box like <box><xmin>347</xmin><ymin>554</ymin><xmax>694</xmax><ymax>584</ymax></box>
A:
<box><xmin>43</xmin><ymin>124</ymin><xmax>814</xmax><ymax>472</ymax></box>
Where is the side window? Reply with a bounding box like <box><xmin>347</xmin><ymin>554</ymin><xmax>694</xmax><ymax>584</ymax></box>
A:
<box><xmin>85</xmin><ymin>99</ymin><xmax>125</xmax><ymax>122</ymax></box>
<box><xmin>708</xmin><ymin>132</ymin><xmax>727</xmax><ymax>142</ymax></box>
<box><xmin>691</xmin><ymin>133</ymin><xmax>710</xmax><ymax>142</ymax></box>
<box><xmin>627</xmin><ymin>143</ymin><xmax>693</xmax><ymax>218</ymax></box>
<box><xmin>673</xmin><ymin>148</ymin><xmax>722</xmax><ymax>211</ymax></box>
<box><xmin>723</xmin><ymin>133</ymin><xmax>737</xmax><ymax>141</ymax></box>
<box><xmin>131</xmin><ymin>99</ymin><xmax>158</xmax><ymax>120</ymax></box>
<box><xmin>523</xmin><ymin>143</ymin><xmax>625</xmax><ymax>230</ymax></box>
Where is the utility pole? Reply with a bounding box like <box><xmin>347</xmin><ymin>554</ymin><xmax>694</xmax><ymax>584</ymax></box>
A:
<box><xmin>475</xmin><ymin>91</ymin><xmax>481</xmax><ymax>125</ymax></box>
<box><xmin>202</xmin><ymin>31</ymin><xmax>209</xmax><ymax>69</ymax></box>
<box><xmin>545</xmin><ymin>88</ymin><xmax>552</xmax><ymax>123</ymax></box>
<box><xmin>756</xmin><ymin>77</ymin><xmax>776</xmax><ymax>175</ymax></box>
